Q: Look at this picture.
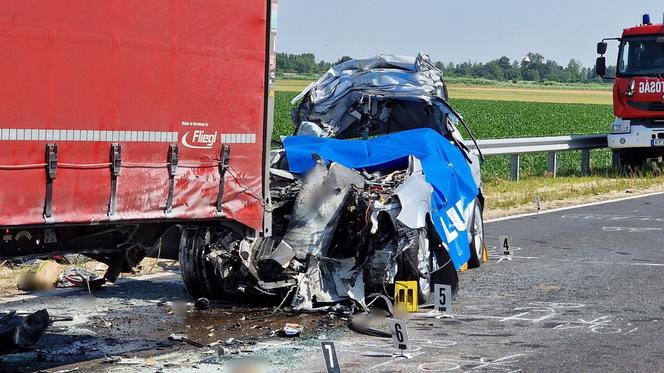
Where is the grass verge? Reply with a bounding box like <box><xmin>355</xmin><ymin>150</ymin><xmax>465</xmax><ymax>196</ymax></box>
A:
<box><xmin>483</xmin><ymin>171</ymin><xmax>664</xmax><ymax>219</ymax></box>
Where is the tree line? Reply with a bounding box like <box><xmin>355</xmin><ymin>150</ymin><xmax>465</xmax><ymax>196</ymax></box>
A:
<box><xmin>276</xmin><ymin>52</ymin><xmax>616</xmax><ymax>83</ymax></box>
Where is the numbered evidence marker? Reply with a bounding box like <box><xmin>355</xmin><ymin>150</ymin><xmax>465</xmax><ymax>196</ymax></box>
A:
<box><xmin>387</xmin><ymin>318</ymin><xmax>410</xmax><ymax>352</ymax></box>
<box><xmin>434</xmin><ymin>284</ymin><xmax>452</xmax><ymax>313</ymax></box>
<box><xmin>499</xmin><ymin>235</ymin><xmax>513</xmax><ymax>257</ymax></box>
<box><xmin>321</xmin><ymin>341</ymin><xmax>341</xmax><ymax>373</ymax></box>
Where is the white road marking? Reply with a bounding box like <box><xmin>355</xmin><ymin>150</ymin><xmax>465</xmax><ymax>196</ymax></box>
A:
<box><xmin>487</xmin><ymin>253</ymin><xmax>664</xmax><ymax>267</ymax></box>
<box><xmin>486</xmin><ymin>191</ymin><xmax>664</xmax><ymax>223</ymax></box>
<box><xmin>562</xmin><ymin>213</ymin><xmax>664</xmax><ymax>223</ymax></box>
<box><xmin>602</xmin><ymin>226</ymin><xmax>664</xmax><ymax>232</ymax></box>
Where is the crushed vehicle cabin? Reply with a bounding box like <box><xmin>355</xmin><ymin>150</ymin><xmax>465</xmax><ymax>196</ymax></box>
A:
<box><xmin>0</xmin><ymin>0</ymin><xmax>485</xmax><ymax>313</ymax></box>
<box><xmin>181</xmin><ymin>54</ymin><xmax>487</xmax><ymax>311</ymax></box>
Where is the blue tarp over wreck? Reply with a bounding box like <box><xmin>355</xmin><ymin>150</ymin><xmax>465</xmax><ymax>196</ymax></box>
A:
<box><xmin>283</xmin><ymin>128</ymin><xmax>479</xmax><ymax>270</ymax></box>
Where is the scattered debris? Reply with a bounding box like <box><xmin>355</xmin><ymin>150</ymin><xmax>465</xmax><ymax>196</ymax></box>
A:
<box><xmin>53</xmin><ymin>254</ymin><xmax>90</xmax><ymax>265</ymax></box>
<box><xmin>102</xmin><ymin>356</ymin><xmax>122</xmax><ymax>364</ymax></box>
<box><xmin>280</xmin><ymin>323</ymin><xmax>303</xmax><ymax>337</ymax></box>
<box><xmin>57</xmin><ymin>268</ymin><xmax>106</xmax><ymax>289</ymax></box>
<box><xmin>194</xmin><ymin>297</ymin><xmax>210</xmax><ymax>310</ymax></box>
<box><xmin>45</xmin><ymin>367</ymin><xmax>80</xmax><ymax>373</ymax></box>
<box><xmin>0</xmin><ymin>309</ymin><xmax>50</xmax><ymax>353</ymax></box>
<box><xmin>168</xmin><ymin>333</ymin><xmax>205</xmax><ymax>348</ymax></box>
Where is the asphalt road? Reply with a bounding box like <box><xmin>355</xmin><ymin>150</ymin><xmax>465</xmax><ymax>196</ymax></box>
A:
<box><xmin>2</xmin><ymin>193</ymin><xmax>663</xmax><ymax>372</ymax></box>
<box><xmin>294</xmin><ymin>193</ymin><xmax>664</xmax><ymax>373</ymax></box>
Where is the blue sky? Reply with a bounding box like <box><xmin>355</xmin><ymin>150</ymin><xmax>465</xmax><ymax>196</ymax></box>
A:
<box><xmin>277</xmin><ymin>0</ymin><xmax>664</xmax><ymax>67</ymax></box>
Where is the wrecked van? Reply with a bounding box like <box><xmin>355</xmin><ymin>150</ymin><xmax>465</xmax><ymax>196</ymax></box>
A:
<box><xmin>180</xmin><ymin>54</ymin><xmax>486</xmax><ymax>311</ymax></box>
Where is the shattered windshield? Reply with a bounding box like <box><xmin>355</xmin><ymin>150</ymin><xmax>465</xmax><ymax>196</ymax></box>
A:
<box><xmin>618</xmin><ymin>35</ymin><xmax>664</xmax><ymax>77</ymax></box>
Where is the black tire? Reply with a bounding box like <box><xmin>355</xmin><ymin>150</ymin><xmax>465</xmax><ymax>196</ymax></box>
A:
<box><xmin>179</xmin><ymin>228</ymin><xmax>226</xmax><ymax>300</ymax></box>
<box><xmin>468</xmin><ymin>198</ymin><xmax>485</xmax><ymax>269</ymax></box>
<box><xmin>619</xmin><ymin>149</ymin><xmax>645</xmax><ymax>170</ymax></box>
<box><xmin>397</xmin><ymin>228</ymin><xmax>432</xmax><ymax>304</ymax></box>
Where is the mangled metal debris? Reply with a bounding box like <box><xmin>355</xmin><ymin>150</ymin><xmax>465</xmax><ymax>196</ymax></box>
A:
<box><xmin>0</xmin><ymin>309</ymin><xmax>50</xmax><ymax>353</ymax></box>
<box><xmin>191</xmin><ymin>54</ymin><xmax>484</xmax><ymax>313</ymax></box>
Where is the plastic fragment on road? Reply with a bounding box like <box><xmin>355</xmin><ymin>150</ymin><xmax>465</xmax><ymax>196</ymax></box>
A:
<box><xmin>280</xmin><ymin>323</ymin><xmax>303</xmax><ymax>337</ymax></box>
<box><xmin>168</xmin><ymin>333</ymin><xmax>204</xmax><ymax>348</ymax></box>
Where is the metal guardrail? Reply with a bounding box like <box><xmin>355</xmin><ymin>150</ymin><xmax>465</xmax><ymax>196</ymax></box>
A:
<box><xmin>464</xmin><ymin>134</ymin><xmax>610</xmax><ymax>181</ymax></box>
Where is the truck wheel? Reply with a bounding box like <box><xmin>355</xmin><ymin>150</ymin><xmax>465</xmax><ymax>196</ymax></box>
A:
<box><xmin>619</xmin><ymin>149</ymin><xmax>644</xmax><ymax>170</ymax></box>
<box><xmin>467</xmin><ymin>198</ymin><xmax>485</xmax><ymax>269</ymax></box>
<box><xmin>179</xmin><ymin>228</ymin><xmax>226</xmax><ymax>300</ymax></box>
<box><xmin>397</xmin><ymin>228</ymin><xmax>432</xmax><ymax>304</ymax></box>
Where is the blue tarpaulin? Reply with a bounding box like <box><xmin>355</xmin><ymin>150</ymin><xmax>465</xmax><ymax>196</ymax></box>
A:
<box><xmin>283</xmin><ymin>128</ymin><xmax>479</xmax><ymax>270</ymax></box>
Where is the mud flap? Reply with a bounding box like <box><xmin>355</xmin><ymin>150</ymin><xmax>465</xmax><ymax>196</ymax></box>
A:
<box><xmin>430</xmin><ymin>260</ymin><xmax>459</xmax><ymax>298</ymax></box>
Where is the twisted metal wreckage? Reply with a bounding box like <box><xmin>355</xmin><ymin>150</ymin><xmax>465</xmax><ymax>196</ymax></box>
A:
<box><xmin>184</xmin><ymin>54</ymin><xmax>486</xmax><ymax>312</ymax></box>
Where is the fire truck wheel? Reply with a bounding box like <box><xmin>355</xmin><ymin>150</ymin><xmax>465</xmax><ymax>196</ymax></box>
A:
<box><xmin>467</xmin><ymin>198</ymin><xmax>485</xmax><ymax>269</ymax></box>
<box><xmin>179</xmin><ymin>227</ymin><xmax>226</xmax><ymax>300</ymax></box>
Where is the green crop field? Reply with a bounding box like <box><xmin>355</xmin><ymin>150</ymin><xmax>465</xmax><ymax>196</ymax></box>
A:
<box><xmin>274</xmin><ymin>91</ymin><xmax>615</xmax><ymax>180</ymax></box>
<box><xmin>276</xmin><ymin>79</ymin><xmax>613</xmax><ymax>105</ymax></box>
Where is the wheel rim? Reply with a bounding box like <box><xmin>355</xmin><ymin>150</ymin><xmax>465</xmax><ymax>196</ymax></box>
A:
<box><xmin>417</xmin><ymin>231</ymin><xmax>431</xmax><ymax>296</ymax></box>
<box><xmin>473</xmin><ymin>204</ymin><xmax>484</xmax><ymax>259</ymax></box>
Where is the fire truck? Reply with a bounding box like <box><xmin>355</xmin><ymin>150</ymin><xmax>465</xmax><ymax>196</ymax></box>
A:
<box><xmin>597</xmin><ymin>13</ymin><xmax>664</xmax><ymax>167</ymax></box>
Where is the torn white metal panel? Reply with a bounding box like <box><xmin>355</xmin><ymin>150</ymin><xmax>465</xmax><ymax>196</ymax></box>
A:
<box><xmin>260</xmin><ymin>240</ymin><xmax>295</xmax><ymax>269</ymax></box>
<box><xmin>291</xmin><ymin>257</ymin><xmax>367</xmax><ymax>312</ymax></box>
<box><xmin>395</xmin><ymin>156</ymin><xmax>432</xmax><ymax>229</ymax></box>
<box><xmin>269</xmin><ymin>168</ymin><xmax>296</xmax><ymax>180</ymax></box>
<box><xmin>279</xmin><ymin>162</ymin><xmax>364</xmax><ymax>260</ymax></box>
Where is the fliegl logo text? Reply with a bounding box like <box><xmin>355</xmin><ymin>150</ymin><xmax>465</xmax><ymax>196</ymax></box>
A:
<box><xmin>181</xmin><ymin>130</ymin><xmax>218</xmax><ymax>149</ymax></box>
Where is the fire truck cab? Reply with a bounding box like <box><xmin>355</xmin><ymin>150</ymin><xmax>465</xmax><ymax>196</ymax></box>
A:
<box><xmin>597</xmin><ymin>13</ymin><xmax>664</xmax><ymax>167</ymax></box>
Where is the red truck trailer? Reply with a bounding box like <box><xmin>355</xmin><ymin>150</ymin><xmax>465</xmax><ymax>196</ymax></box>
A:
<box><xmin>0</xmin><ymin>1</ymin><xmax>276</xmax><ymax>283</ymax></box>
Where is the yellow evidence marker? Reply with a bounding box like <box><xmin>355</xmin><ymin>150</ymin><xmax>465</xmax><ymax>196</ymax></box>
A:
<box><xmin>394</xmin><ymin>281</ymin><xmax>418</xmax><ymax>313</ymax></box>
